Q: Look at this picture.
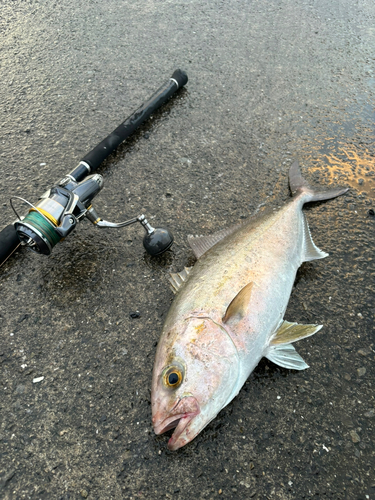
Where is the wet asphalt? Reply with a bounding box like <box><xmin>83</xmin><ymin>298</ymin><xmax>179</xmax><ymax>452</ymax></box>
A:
<box><xmin>1</xmin><ymin>1</ymin><xmax>374</xmax><ymax>499</ymax></box>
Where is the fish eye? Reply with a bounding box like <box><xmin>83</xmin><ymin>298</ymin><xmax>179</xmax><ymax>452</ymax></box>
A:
<box><xmin>162</xmin><ymin>365</ymin><xmax>184</xmax><ymax>389</ymax></box>
<box><xmin>168</xmin><ymin>372</ymin><xmax>179</xmax><ymax>385</ymax></box>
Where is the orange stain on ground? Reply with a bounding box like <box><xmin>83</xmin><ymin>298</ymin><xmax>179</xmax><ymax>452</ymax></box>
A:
<box><xmin>309</xmin><ymin>146</ymin><xmax>375</xmax><ymax>198</ymax></box>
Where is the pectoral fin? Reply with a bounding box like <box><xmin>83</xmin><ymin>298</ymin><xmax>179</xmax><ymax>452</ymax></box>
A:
<box><xmin>222</xmin><ymin>282</ymin><xmax>254</xmax><ymax>324</ymax></box>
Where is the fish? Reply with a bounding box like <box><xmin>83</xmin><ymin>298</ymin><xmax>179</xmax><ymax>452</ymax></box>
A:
<box><xmin>151</xmin><ymin>161</ymin><xmax>348</xmax><ymax>451</ymax></box>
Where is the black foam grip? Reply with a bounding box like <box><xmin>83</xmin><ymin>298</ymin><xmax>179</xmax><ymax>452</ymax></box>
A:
<box><xmin>0</xmin><ymin>224</ymin><xmax>20</xmax><ymax>267</ymax></box>
<box><xmin>81</xmin><ymin>69</ymin><xmax>188</xmax><ymax>172</ymax></box>
<box><xmin>171</xmin><ymin>69</ymin><xmax>188</xmax><ymax>88</ymax></box>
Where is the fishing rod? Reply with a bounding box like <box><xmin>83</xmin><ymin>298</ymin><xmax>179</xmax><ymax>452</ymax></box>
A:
<box><xmin>0</xmin><ymin>69</ymin><xmax>188</xmax><ymax>267</ymax></box>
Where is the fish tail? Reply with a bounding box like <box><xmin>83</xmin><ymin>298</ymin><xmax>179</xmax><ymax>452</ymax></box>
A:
<box><xmin>289</xmin><ymin>160</ymin><xmax>349</xmax><ymax>202</ymax></box>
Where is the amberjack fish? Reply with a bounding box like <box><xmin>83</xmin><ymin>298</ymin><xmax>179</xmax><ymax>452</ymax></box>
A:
<box><xmin>151</xmin><ymin>161</ymin><xmax>348</xmax><ymax>450</ymax></box>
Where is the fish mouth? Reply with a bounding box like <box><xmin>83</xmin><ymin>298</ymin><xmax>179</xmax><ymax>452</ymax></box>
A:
<box><xmin>153</xmin><ymin>396</ymin><xmax>200</xmax><ymax>450</ymax></box>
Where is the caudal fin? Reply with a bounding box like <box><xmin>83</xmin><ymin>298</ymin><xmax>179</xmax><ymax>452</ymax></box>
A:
<box><xmin>289</xmin><ymin>160</ymin><xmax>349</xmax><ymax>202</ymax></box>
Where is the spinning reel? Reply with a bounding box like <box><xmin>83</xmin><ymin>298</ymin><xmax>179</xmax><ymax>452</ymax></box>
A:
<box><xmin>10</xmin><ymin>171</ymin><xmax>173</xmax><ymax>257</ymax></box>
<box><xmin>0</xmin><ymin>69</ymin><xmax>188</xmax><ymax>266</ymax></box>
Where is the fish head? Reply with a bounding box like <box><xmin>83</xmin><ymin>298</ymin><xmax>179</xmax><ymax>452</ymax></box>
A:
<box><xmin>151</xmin><ymin>315</ymin><xmax>239</xmax><ymax>450</ymax></box>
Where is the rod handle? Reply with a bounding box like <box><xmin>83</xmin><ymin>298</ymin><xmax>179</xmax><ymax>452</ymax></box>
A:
<box><xmin>74</xmin><ymin>69</ymin><xmax>188</xmax><ymax>177</ymax></box>
<box><xmin>0</xmin><ymin>224</ymin><xmax>20</xmax><ymax>267</ymax></box>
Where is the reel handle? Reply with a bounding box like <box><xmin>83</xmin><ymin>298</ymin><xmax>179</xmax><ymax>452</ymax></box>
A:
<box><xmin>0</xmin><ymin>224</ymin><xmax>20</xmax><ymax>267</ymax></box>
<box><xmin>71</xmin><ymin>69</ymin><xmax>188</xmax><ymax>181</ymax></box>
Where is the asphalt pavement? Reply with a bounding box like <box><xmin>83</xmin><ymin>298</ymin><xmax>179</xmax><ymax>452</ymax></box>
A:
<box><xmin>1</xmin><ymin>1</ymin><xmax>374</xmax><ymax>499</ymax></box>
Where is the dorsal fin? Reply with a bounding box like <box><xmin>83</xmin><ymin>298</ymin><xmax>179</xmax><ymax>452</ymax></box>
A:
<box><xmin>222</xmin><ymin>282</ymin><xmax>254</xmax><ymax>324</ymax></box>
<box><xmin>168</xmin><ymin>266</ymin><xmax>193</xmax><ymax>294</ymax></box>
<box><xmin>302</xmin><ymin>214</ymin><xmax>328</xmax><ymax>262</ymax></box>
<box><xmin>188</xmin><ymin>222</ymin><xmax>243</xmax><ymax>259</ymax></box>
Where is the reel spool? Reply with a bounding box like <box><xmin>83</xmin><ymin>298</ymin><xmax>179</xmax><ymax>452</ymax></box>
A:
<box><xmin>16</xmin><ymin>209</ymin><xmax>62</xmax><ymax>255</ymax></box>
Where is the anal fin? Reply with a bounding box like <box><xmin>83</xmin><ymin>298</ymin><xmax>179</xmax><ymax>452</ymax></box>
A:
<box><xmin>302</xmin><ymin>214</ymin><xmax>328</xmax><ymax>262</ymax></box>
